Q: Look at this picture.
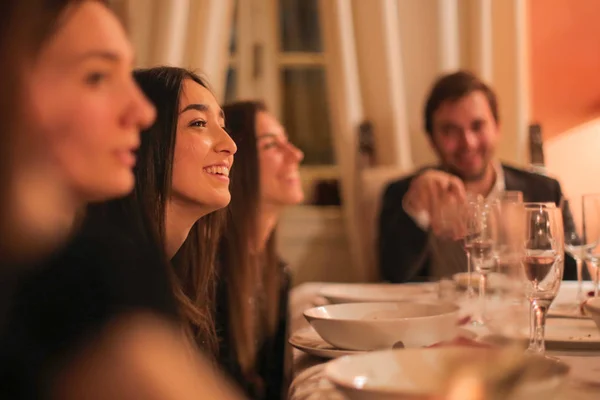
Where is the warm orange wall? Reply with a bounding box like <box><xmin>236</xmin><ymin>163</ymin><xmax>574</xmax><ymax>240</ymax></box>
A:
<box><xmin>529</xmin><ymin>0</ymin><xmax>600</xmax><ymax>140</ymax></box>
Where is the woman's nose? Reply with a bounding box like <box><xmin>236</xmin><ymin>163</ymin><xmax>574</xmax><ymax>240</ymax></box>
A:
<box><xmin>125</xmin><ymin>80</ymin><xmax>156</xmax><ymax>130</ymax></box>
<box><xmin>286</xmin><ymin>142</ymin><xmax>303</xmax><ymax>163</ymax></box>
<box><xmin>215</xmin><ymin>126</ymin><xmax>237</xmax><ymax>155</ymax></box>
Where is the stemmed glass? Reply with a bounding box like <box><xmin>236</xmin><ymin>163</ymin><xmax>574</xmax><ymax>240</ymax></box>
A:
<box><xmin>520</xmin><ymin>203</ymin><xmax>564</xmax><ymax>355</ymax></box>
<box><xmin>583</xmin><ymin>194</ymin><xmax>600</xmax><ymax>296</ymax></box>
<box><xmin>562</xmin><ymin>198</ymin><xmax>587</xmax><ymax>306</ymax></box>
<box><xmin>464</xmin><ymin>197</ymin><xmax>499</xmax><ymax>326</ymax></box>
<box><xmin>495</xmin><ymin>191</ymin><xmax>524</xmax><ymax>276</ymax></box>
<box><xmin>462</xmin><ymin>194</ymin><xmax>481</xmax><ymax>299</ymax></box>
<box><xmin>485</xmin><ymin>193</ymin><xmax>529</xmax><ymax>337</ymax></box>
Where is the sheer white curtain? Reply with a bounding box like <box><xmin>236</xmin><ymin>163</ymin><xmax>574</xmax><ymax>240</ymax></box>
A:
<box><xmin>123</xmin><ymin>0</ymin><xmax>234</xmax><ymax>101</ymax></box>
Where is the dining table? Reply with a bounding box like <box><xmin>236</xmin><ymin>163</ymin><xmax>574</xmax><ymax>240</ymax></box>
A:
<box><xmin>288</xmin><ymin>281</ymin><xmax>600</xmax><ymax>400</ymax></box>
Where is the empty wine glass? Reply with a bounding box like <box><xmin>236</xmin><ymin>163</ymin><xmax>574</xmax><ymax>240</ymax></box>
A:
<box><xmin>464</xmin><ymin>198</ymin><xmax>499</xmax><ymax>326</ymax></box>
<box><xmin>495</xmin><ymin>191</ymin><xmax>524</xmax><ymax>276</ymax></box>
<box><xmin>520</xmin><ymin>203</ymin><xmax>563</xmax><ymax>355</ymax></box>
<box><xmin>462</xmin><ymin>193</ymin><xmax>482</xmax><ymax>299</ymax></box>
<box><xmin>486</xmin><ymin>198</ymin><xmax>529</xmax><ymax>338</ymax></box>
<box><xmin>583</xmin><ymin>194</ymin><xmax>600</xmax><ymax>296</ymax></box>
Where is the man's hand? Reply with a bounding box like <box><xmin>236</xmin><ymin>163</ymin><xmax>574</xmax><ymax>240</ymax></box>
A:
<box><xmin>403</xmin><ymin>170</ymin><xmax>467</xmax><ymax>238</ymax></box>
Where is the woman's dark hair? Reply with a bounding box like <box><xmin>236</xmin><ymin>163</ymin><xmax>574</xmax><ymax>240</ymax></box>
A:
<box><xmin>85</xmin><ymin>66</ymin><xmax>223</xmax><ymax>356</ymax></box>
<box><xmin>424</xmin><ymin>70</ymin><xmax>499</xmax><ymax>136</ymax></box>
<box><xmin>220</xmin><ymin>101</ymin><xmax>281</xmax><ymax>377</ymax></box>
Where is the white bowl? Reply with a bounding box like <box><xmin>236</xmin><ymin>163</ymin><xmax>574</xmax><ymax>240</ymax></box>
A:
<box><xmin>325</xmin><ymin>347</ymin><xmax>569</xmax><ymax>400</ymax></box>
<box><xmin>583</xmin><ymin>296</ymin><xmax>600</xmax><ymax>329</ymax></box>
<box><xmin>319</xmin><ymin>283</ymin><xmax>436</xmax><ymax>304</ymax></box>
<box><xmin>303</xmin><ymin>301</ymin><xmax>460</xmax><ymax>351</ymax></box>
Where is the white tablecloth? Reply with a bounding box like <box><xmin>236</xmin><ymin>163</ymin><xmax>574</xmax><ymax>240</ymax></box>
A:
<box><xmin>289</xmin><ymin>282</ymin><xmax>600</xmax><ymax>400</ymax></box>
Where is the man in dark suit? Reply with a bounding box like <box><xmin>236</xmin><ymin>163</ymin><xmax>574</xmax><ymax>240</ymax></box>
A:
<box><xmin>378</xmin><ymin>70</ymin><xmax>577</xmax><ymax>283</ymax></box>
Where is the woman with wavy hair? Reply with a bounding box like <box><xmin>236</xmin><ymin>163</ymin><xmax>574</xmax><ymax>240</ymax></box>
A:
<box><xmin>218</xmin><ymin>100</ymin><xmax>304</xmax><ymax>399</ymax></box>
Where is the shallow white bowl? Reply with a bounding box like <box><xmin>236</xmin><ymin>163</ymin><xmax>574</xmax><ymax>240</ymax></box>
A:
<box><xmin>325</xmin><ymin>347</ymin><xmax>569</xmax><ymax>400</ymax></box>
<box><xmin>303</xmin><ymin>301</ymin><xmax>460</xmax><ymax>351</ymax></box>
<box><xmin>319</xmin><ymin>283</ymin><xmax>436</xmax><ymax>304</ymax></box>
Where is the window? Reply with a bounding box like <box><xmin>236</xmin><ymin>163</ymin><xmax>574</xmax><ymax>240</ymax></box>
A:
<box><xmin>225</xmin><ymin>0</ymin><xmax>335</xmax><ymax>165</ymax></box>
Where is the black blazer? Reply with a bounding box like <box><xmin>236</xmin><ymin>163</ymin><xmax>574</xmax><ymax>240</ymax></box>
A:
<box><xmin>378</xmin><ymin>164</ymin><xmax>578</xmax><ymax>283</ymax></box>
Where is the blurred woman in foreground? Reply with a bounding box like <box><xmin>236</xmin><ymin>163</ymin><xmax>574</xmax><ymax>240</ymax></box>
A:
<box><xmin>0</xmin><ymin>1</ymin><xmax>242</xmax><ymax>399</ymax></box>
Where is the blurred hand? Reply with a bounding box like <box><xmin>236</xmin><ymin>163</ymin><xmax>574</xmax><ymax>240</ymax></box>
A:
<box><xmin>404</xmin><ymin>170</ymin><xmax>467</xmax><ymax>238</ymax></box>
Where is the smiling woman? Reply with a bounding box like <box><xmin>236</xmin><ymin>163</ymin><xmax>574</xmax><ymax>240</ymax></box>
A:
<box><xmin>217</xmin><ymin>100</ymin><xmax>304</xmax><ymax>400</ymax></box>
<box><xmin>171</xmin><ymin>78</ymin><xmax>236</xmax><ymax>225</ymax></box>
<box><xmin>84</xmin><ymin>66</ymin><xmax>237</xmax><ymax>357</ymax></box>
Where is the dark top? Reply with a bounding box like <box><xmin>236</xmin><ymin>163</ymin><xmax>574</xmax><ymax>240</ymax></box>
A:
<box><xmin>378</xmin><ymin>164</ymin><xmax>579</xmax><ymax>283</ymax></box>
<box><xmin>215</xmin><ymin>262</ymin><xmax>291</xmax><ymax>400</ymax></box>
<box><xmin>0</xmin><ymin>216</ymin><xmax>178</xmax><ymax>399</ymax></box>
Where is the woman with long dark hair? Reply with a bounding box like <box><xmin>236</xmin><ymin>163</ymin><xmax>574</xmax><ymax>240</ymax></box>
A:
<box><xmin>86</xmin><ymin>66</ymin><xmax>236</xmax><ymax>356</ymax></box>
<box><xmin>0</xmin><ymin>2</ymin><xmax>242</xmax><ymax>399</ymax></box>
<box><xmin>218</xmin><ymin>101</ymin><xmax>304</xmax><ymax>399</ymax></box>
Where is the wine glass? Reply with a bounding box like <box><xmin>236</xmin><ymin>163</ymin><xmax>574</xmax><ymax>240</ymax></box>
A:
<box><xmin>486</xmin><ymin>198</ymin><xmax>529</xmax><ymax>338</ymax></box>
<box><xmin>583</xmin><ymin>194</ymin><xmax>600</xmax><ymax>296</ymax></box>
<box><xmin>520</xmin><ymin>203</ymin><xmax>563</xmax><ymax>355</ymax></box>
<box><xmin>465</xmin><ymin>198</ymin><xmax>499</xmax><ymax>326</ymax></box>
<box><xmin>495</xmin><ymin>191</ymin><xmax>524</xmax><ymax>275</ymax></box>
<box><xmin>562</xmin><ymin>198</ymin><xmax>587</xmax><ymax>306</ymax></box>
<box><xmin>462</xmin><ymin>194</ymin><xmax>482</xmax><ymax>299</ymax></box>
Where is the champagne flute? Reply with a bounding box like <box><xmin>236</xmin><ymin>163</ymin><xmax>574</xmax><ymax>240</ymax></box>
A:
<box><xmin>486</xmin><ymin>198</ymin><xmax>529</xmax><ymax>339</ymax></box>
<box><xmin>495</xmin><ymin>191</ymin><xmax>524</xmax><ymax>276</ymax></box>
<box><xmin>466</xmin><ymin>198</ymin><xmax>499</xmax><ymax>326</ymax></box>
<box><xmin>521</xmin><ymin>203</ymin><xmax>563</xmax><ymax>355</ymax></box>
<box><xmin>462</xmin><ymin>194</ymin><xmax>481</xmax><ymax>299</ymax></box>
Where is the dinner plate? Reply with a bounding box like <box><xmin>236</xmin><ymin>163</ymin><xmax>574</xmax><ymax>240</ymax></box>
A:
<box><xmin>325</xmin><ymin>347</ymin><xmax>569</xmax><ymax>400</ymax></box>
<box><xmin>289</xmin><ymin>326</ymin><xmax>364</xmax><ymax>359</ymax></box>
<box><xmin>289</xmin><ymin>326</ymin><xmax>478</xmax><ymax>359</ymax></box>
<box><xmin>318</xmin><ymin>283</ymin><xmax>437</xmax><ymax>304</ymax></box>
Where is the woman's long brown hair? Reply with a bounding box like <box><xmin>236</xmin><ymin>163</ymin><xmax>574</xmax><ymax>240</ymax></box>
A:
<box><xmin>85</xmin><ymin>67</ymin><xmax>222</xmax><ymax>356</ymax></box>
<box><xmin>220</xmin><ymin>101</ymin><xmax>281</xmax><ymax>377</ymax></box>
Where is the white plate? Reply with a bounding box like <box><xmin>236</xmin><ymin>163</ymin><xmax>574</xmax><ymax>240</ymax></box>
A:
<box><xmin>318</xmin><ymin>283</ymin><xmax>437</xmax><ymax>304</ymax></box>
<box><xmin>325</xmin><ymin>347</ymin><xmax>569</xmax><ymax>400</ymax></box>
<box><xmin>289</xmin><ymin>327</ymin><xmax>365</xmax><ymax>359</ymax></box>
<box><xmin>290</xmin><ymin>326</ymin><xmax>477</xmax><ymax>359</ymax></box>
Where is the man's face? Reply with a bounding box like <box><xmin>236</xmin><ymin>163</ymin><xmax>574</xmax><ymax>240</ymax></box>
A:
<box><xmin>429</xmin><ymin>91</ymin><xmax>499</xmax><ymax>182</ymax></box>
